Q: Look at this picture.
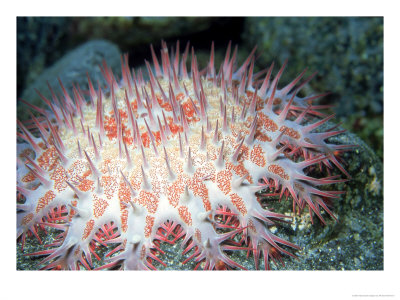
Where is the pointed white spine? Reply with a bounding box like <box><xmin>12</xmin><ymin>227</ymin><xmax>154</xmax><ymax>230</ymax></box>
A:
<box><xmin>77</xmin><ymin>140</ymin><xmax>83</xmax><ymax>159</ymax></box>
<box><xmin>163</xmin><ymin>147</ymin><xmax>175</xmax><ymax>181</ymax></box>
<box><xmin>245</xmin><ymin>114</ymin><xmax>258</xmax><ymax>145</ymax></box>
<box><xmin>84</xmin><ymin>150</ymin><xmax>101</xmax><ymax>180</ymax></box>
<box><xmin>180</xmin><ymin>185</ymin><xmax>190</xmax><ymax>204</ymax></box>
<box><xmin>144</xmin><ymin>118</ymin><xmax>159</xmax><ymax>157</ymax></box>
<box><xmin>178</xmin><ymin>132</ymin><xmax>184</xmax><ymax>158</ymax></box>
<box><xmin>216</xmin><ymin>140</ymin><xmax>225</xmax><ymax>169</ymax></box>
<box><xmin>232</xmin><ymin>137</ymin><xmax>245</xmax><ymax>163</ymax></box>
<box><xmin>141</xmin><ymin>165</ymin><xmax>151</xmax><ymax>190</ymax></box>
<box><xmin>123</xmin><ymin>140</ymin><xmax>133</xmax><ymax>169</ymax></box>
<box><xmin>232</xmin><ymin>173</ymin><xmax>249</xmax><ymax>190</ymax></box>
<box><xmin>140</xmin><ymin>145</ymin><xmax>149</xmax><ymax>169</ymax></box>
<box><xmin>200</xmin><ymin>125</ymin><xmax>206</xmax><ymax>151</ymax></box>
<box><xmin>68</xmin><ymin>203</ymin><xmax>89</xmax><ymax>219</ymax></box>
<box><xmin>120</xmin><ymin>170</ymin><xmax>136</xmax><ymax>197</ymax></box>
<box><xmin>185</xmin><ymin>147</ymin><xmax>194</xmax><ymax>173</ymax></box>
<box><xmin>25</xmin><ymin>164</ymin><xmax>51</xmax><ymax>187</ymax></box>
<box><xmin>213</xmin><ymin>119</ymin><xmax>219</xmax><ymax>144</ymax></box>
<box><xmin>66</xmin><ymin>180</ymin><xmax>86</xmax><ymax>199</ymax></box>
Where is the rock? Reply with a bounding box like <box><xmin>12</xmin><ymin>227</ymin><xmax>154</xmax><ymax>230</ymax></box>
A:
<box><xmin>18</xmin><ymin>40</ymin><xmax>121</xmax><ymax>121</ymax></box>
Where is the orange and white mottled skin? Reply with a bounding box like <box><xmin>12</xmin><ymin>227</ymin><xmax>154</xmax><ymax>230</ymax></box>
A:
<box><xmin>17</xmin><ymin>41</ymin><xmax>351</xmax><ymax>270</ymax></box>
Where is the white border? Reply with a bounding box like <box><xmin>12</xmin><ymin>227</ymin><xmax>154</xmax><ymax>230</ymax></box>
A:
<box><xmin>2</xmin><ymin>1</ymin><xmax>397</xmax><ymax>299</ymax></box>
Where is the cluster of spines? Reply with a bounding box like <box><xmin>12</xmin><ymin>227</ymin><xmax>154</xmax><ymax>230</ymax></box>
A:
<box><xmin>17</xmin><ymin>40</ymin><xmax>355</xmax><ymax>270</ymax></box>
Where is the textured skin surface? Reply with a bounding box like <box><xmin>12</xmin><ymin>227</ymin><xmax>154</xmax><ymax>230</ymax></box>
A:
<box><xmin>17</xmin><ymin>41</ymin><xmax>353</xmax><ymax>270</ymax></box>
